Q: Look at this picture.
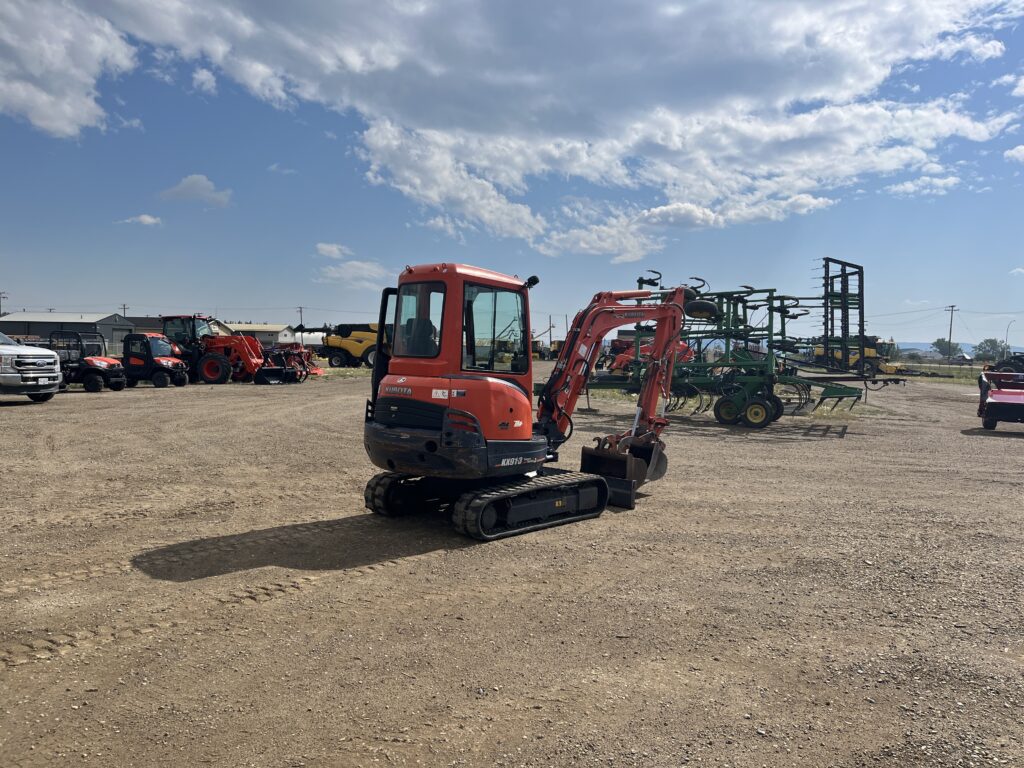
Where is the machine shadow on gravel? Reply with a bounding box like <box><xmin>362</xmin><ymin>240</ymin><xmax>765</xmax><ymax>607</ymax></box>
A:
<box><xmin>960</xmin><ymin>427</ymin><xmax>1024</xmax><ymax>439</ymax></box>
<box><xmin>132</xmin><ymin>513</ymin><xmax>470</xmax><ymax>582</ymax></box>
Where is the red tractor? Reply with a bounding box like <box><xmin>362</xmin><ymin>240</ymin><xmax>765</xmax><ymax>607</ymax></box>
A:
<box><xmin>161</xmin><ymin>315</ymin><xmax>298</xmax><ymax>384</ymax></box>
<box><xmin>363</xmin><ymin>263</ymin><xmax>686</xmax><ymax>540</ymax></box>
<box><xmin>122</xmin><ymin>333</ymin><xmax>189</xmax><ymax>388</ymax></box>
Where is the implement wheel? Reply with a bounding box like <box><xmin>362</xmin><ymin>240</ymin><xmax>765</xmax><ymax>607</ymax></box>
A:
<box><xmin>713</xmin><ymin>397</ymin><xmax>741</xmax><ymax>425</ymax></box>
<box><xmin>768</xmin><ymin>394</ymin><xmax>785</xmax><ymax>421</ymax></box>
<box><xmin>198</xmin><ymin>353</ymin><xmax>232</xmax><ymax>384</ymax></box>
<box><xmin>328</xmin><ymin>353</ymin><xmax>345</xmax><ymax>368</ymax></box>
<box><xmin>741</xmin><ymin>397</ymin><xmax>772</xmax><ymax>429</ymax></box>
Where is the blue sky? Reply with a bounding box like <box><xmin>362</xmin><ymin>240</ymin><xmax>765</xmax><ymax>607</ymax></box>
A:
<box><xmin>1</xmin><ymin>1</ymin><xmax>1023</xmax><ymax>348</ymax></box>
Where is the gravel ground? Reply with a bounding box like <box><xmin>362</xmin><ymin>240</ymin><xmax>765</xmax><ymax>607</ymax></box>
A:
<box><xmin>0</xmin><ymin>373</ymin><xmax>1022</xmax><ymax>767</ymax></box>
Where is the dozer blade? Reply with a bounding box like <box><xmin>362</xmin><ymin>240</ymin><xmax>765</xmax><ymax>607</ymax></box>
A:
<box><xmin>253</xmin><ymin>366</ymin><xmax>300</xmax><ymax>385</ymax></box>
<box><xmin>581</xmin><ymin>447</ymin><xmax>645</xmax><ymax>509</ymax></box>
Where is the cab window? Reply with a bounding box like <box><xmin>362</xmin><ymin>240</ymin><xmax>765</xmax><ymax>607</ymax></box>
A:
<box><xmin>462</xmin><ymin>284</ymin><xmax>528</xmax><ymax>373</ymax></box>
<box><xmin>164</xmin><ymin>318</ymin><xmax>188</xmax><ymax>344</ymax></box>
<box><xmin>393</xmin><ymin>282</ymin><xmax>445</xmax><ymax>357</ymax></box>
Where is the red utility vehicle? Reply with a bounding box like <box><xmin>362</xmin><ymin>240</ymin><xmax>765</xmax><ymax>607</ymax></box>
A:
<box><xmin>978</xmin><ymin>370</ymin><xmax>1024</xmax><ymax>430</ymax></box>
<box><xmin>122</xmin><ymin>333</ymin><xmax>189</xmax><ymax>388</ymax></box>
<box><xmin>48</xmin><ymin>331</ymin><xmax>127</xmax><ymax>392</ymax></box>
<box><xmin>363</xmin><ymin>263</ymin><xmax>686</xmax><ymax>539</ymax></box>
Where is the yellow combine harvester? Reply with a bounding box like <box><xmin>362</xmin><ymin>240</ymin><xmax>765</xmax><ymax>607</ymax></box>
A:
<box><xmin>308</xmin><ymin>323</ymin><xmax>380</xmax><ymax>368</ymax></box>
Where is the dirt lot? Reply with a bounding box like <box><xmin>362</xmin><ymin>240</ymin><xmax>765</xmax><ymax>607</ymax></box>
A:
<box><xmin>1</xmin><ymin>372</ymin><xmax>1022</xmax><ymax>767</ymax></box>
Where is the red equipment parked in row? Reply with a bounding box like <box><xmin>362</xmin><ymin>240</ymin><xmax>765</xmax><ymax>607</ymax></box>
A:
<box><xmin>48</xmin><ymin>331</ymin><xmax>127</xmax><ymax>392</ymax></box>
<box><xmin>363</xmin><ymin>263</ymin><xmax>686</xmax><ymax>540</ymax></box>
<box><xmin>122</xmin><ymin>333</ymin><xmax>189</xmax><ymax>388</ymax></box>
<box><xmin>161</xmin><ymin>315</ymin><xmax>300</xmax><ymax>384</ymax></box>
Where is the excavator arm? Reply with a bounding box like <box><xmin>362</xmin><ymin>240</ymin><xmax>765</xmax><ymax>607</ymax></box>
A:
<box><xmin>534</xmin><ymin>286</ymin><xmax>686</xmax><ymax>507</ymax></box>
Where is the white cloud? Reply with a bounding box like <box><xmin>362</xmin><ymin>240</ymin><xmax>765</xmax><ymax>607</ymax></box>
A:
<box><xmin>1010</xmin><ymin>267</ymin><xmax>1024</xmax><ymax>276</ymax></box>
<box><xmin>113</xmin><ymin>113</ymin><xmax>143</xmax><ymax>131</ymax></box>
<box><xmin>315</xmin><ymin>242</ymin><xmax>353</xmax><ymax>259</ymax></box>
<box><xmin>324</xmin><ymin>130</ymin><xmax>337</xmax><ymax>140</ymax></box>
<box><xmin>3</xmin><ymin>1</ymin><xmax>1024</xmax><ymax>259</ymax></box>
<box><xmin>317</xmin><ymin>260</ymin><xmax>390</xmax><ymax>284</ymax></box>
<box><xmin>0</xmin><ymin>0</ymin><xmax>135</xmax><ymax>138</ymax></box>
<box><xmin>160</xmin><ymin>174</ymin><xmax>232</xmax><ymax>207</ymax></box>
<box><xmin>192</xmin><ymin>67</ymin><xmax>217</xmax><ymax>95</ymax></box>
<box><xmin>267</xmin><ymin>162</ymin><xmax>296</xmax><ymax>175</ymax></box>
<box><xmin>1005</xmin><ymin>145</ymin><xmax>1024</xmax><ymax>163</ymax></box>
<box><xmin>117</xmin><ymin>214</ymin><xmax>162</xmax><ymax>226</ymax></box>
<box><xmin>885</xmin><ymin>175</ymin><xmax>961</xmax><ymax>196</ymax></box>
<box><xmin>903</xmin><ymin>298</ymin><xmax>930</xmax><ymax>306</ymax></box>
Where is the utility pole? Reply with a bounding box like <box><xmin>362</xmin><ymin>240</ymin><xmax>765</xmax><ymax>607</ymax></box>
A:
<box><xmin>945</xmin><ymin>305</ymin><xmax>957</xmax><ymax>361</ymax></box>
<box><xmin>1006</xmin><ymin>320</ymin><xmax>1016</xmax><ymax>360</ymax></box>
<box><xmin>0</xmin><ymin>291</ymin><xmax>7</xmax><ymax>317</ymax></box>
<box><xmin>120</xmin><ymin>303</ymin><xmax>129</xmax><ymax>317</ymax></box>
<box><xmin>297</xmin><ymin>306</ymin><xmax>305</xmax><ymax>327</ymax></box>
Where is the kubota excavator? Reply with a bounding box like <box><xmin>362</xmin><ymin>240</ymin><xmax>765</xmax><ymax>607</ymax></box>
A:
<box><xmin>363</xmin><ymin>263</ymin><xmax>686</xmax><ymax>540</ymax></box>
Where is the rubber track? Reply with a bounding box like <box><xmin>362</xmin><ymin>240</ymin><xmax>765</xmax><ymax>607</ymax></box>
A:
<box><xmin>365</xmin><ymin>471</ymin><xmax>404</xmax><ymax>516</ymax></box>
<box><xmin>451</xmin><ymin>470</ymin><xmax>605</xmax><ymax>541</ymax></box>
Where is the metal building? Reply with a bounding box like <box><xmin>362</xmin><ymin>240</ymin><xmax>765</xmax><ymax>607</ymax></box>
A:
<box><xmin>225</xmin><ymin>323</ymin><xmax>296</xmax><ymax>348</ymax></box>
<box><xmin>0</xmin><ymin>312</ymin><xmax>135</xmax><ymax>347</ymax></box>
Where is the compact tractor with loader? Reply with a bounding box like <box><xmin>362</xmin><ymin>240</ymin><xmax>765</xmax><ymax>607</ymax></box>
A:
<box><xmin>47</xmin><ymin>331</ymin><xmax>127</xmax><ymax>392</ymax></box>
<box><xmin>161</xmin><ymin>315</ymin><xmax>301</xmax><ymax>384</ymax></box>
<box><xmin>121</xmin><ymin>333</ymin><xmax>189</xmax><ymax>388</ymax></box>
<box><xmin>363</xmin><ymin>263</ymin><xmax>687</xmax><ymax>540</ymax></box>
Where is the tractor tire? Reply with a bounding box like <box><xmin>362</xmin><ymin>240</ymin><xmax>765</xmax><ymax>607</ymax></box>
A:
<box><xmin>108</xmin><ymin>379</ymin><xmax>127</xmax><ymax>392</ymax></box>
<box><xmin>198</xmin><ymin>353</ymin><xmax>232</xmax><ymax>384</ymax></box>
<box><xmin>982</xmin><ymin>417</ymin><xmax>998</xmax><ymax>430</ymax></box>
<box><xmin>152</xmin><ymin>370</ymin><xmax>171</xmax><ymax>388</ymax></box>
<box><xmin>362</xmin><ymin>346</ymin><xmax>377</xmax><ymax>368</ymax></box>
<box><xmin>768</xmin><ymin>394</ymin><xmax>785</xmax><ymax>421</ymax></box>
<box><xmin>126</xmin><ymin>378</ymin><xmax>139</xmax><ymax>388</ymax></box>
<box><xmin>713</xmin><ymin>397</ymin><xmax>741</xmax><ymax>425</ymax></box>
<box><xmin>328</xmin><ymin>352</ymin><xmax>347</xmax><ymax>368</ymax></box>
<box><xmin>172</xmin><ymin>373</ymin><xmax>188</xmax><ymax>387</ymax></box>
<box><xmin>741</xmin><ymin>397</ymin><xmax>773</xmax><ymax>429</ymax></box>
<box><xmin>27</xmin><ymin>392</ymin><xmax>55</xmax><ymax>403</ymax></box>
<box><xmin>83</xmin><ymin>372</ymin><xmax>104</xmax><ymax>393</ymax></box>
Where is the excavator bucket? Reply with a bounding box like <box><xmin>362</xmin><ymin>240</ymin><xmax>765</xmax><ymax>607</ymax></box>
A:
<box><xmin>580</xmin><ymin>440</ymin><xmax>668</xmax><ymax>509</ymax></box>
<box><xmin>253</xmin><ymin>366</ymin><xmax>299</xmax><ymax>385</ymax></box>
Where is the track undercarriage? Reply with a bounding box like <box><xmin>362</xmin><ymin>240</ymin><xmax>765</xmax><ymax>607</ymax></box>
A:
<box><xmin>364</xmin><ymin>469</ymin><xmax>609</xmax><ymax>540</ymax></box>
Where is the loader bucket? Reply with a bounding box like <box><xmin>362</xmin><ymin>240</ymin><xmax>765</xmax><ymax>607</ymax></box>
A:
<box><xmin>580</xmin><ymin>441</ymin><xmax>668</xmax><ymax>509</ymax></box>
<box><xmin>253</xmin><ymin>366</ymin><xmax>299</xmax><ymax>385</ymax></box>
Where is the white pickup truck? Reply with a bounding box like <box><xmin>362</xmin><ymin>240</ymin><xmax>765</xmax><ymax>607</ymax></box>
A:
<box><xmin>0</xmin><ymin>331</ymin><xmax>62</xmax><ymax>402</ymax></box>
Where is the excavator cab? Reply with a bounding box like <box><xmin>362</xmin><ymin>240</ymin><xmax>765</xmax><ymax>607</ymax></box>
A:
<box><xmin>366</xmin><ymin>264</ymin><xmax>548</xmax><ymax>482</ymax></box>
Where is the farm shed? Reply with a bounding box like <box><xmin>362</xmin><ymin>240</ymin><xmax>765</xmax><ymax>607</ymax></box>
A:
<box><xmin>0</xmin><ymin>312</ymin><xmax>135</xmax><ymax>347</ymax></box>
<box><xmin>225</xmin><ymin>323</ymin><xmax>295</xmax><ymax>348</ymax></box>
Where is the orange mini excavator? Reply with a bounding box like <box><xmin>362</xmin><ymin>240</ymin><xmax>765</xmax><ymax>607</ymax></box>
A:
<box><xmin>363</xmin><ymin>263</ymin><xmax>687</xmax><ymax>539</ymax></box>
